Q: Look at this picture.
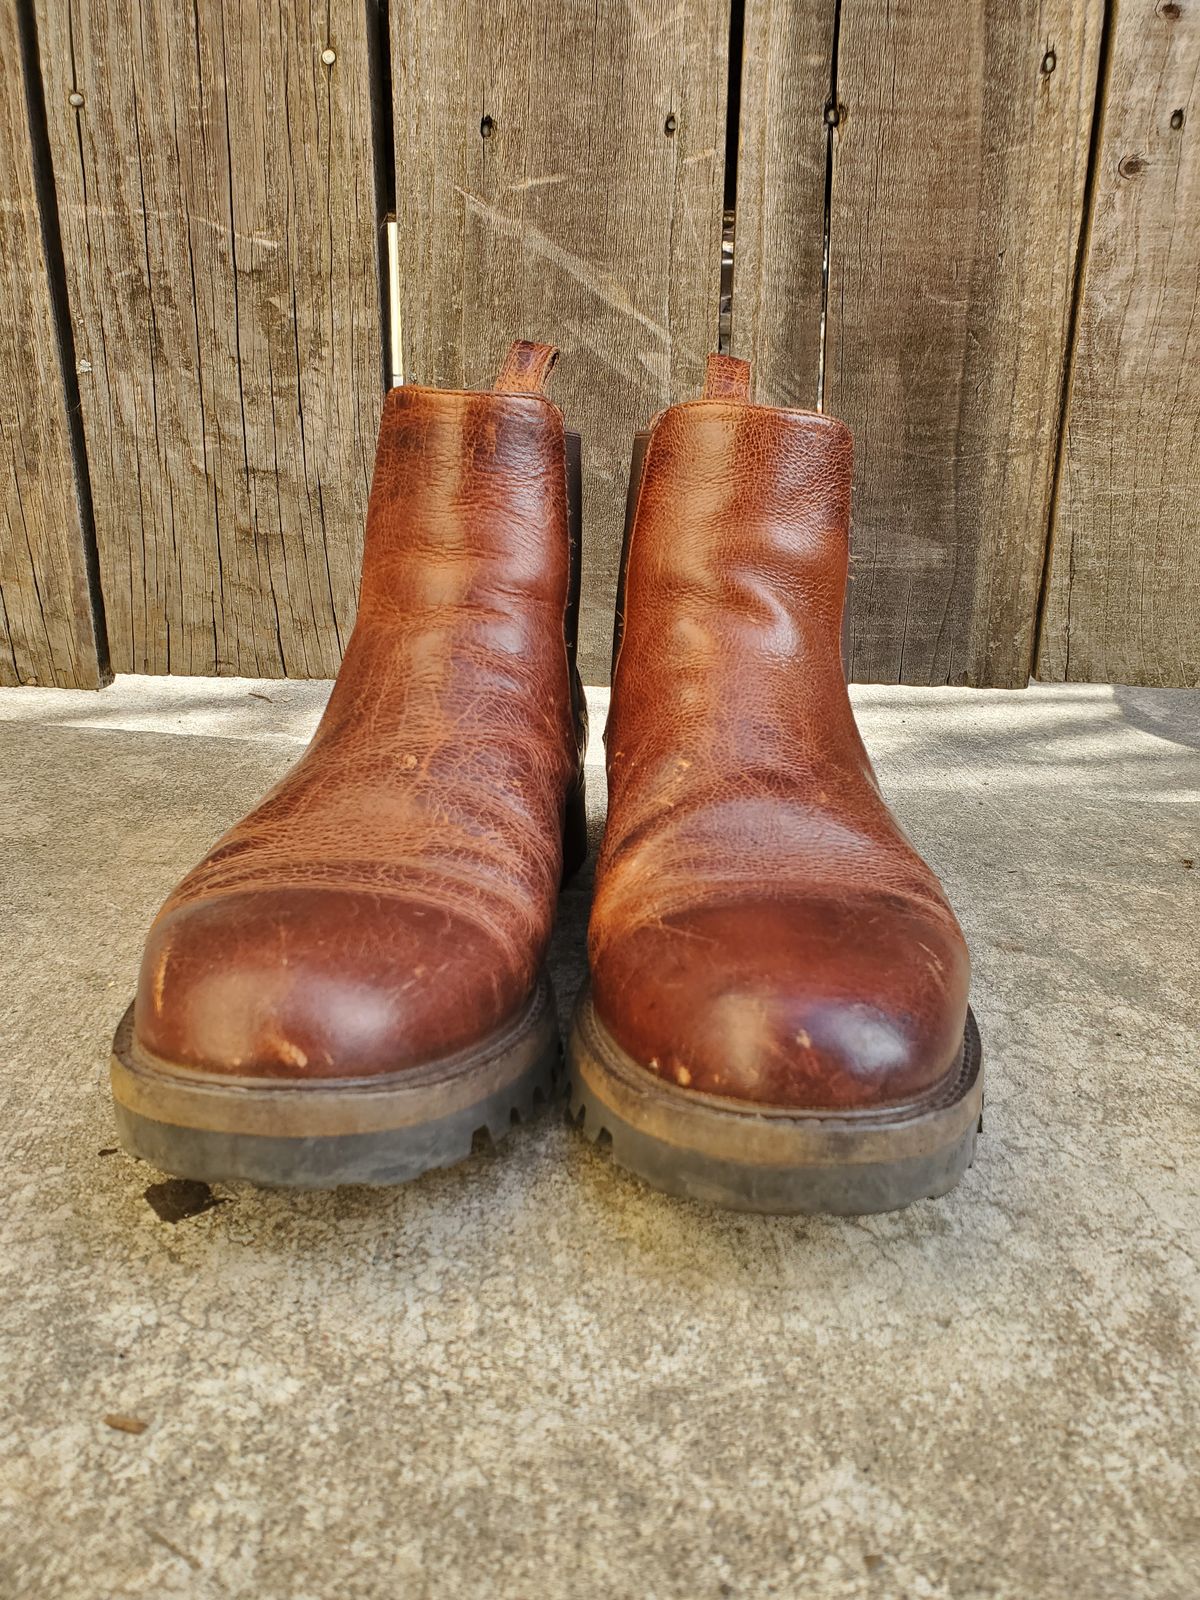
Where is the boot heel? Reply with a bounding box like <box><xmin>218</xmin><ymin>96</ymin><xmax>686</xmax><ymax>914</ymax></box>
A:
<box><xmin>561</xmin><ymin>775</ymin><xmax>588</xmax><ymax>885</ymax></box>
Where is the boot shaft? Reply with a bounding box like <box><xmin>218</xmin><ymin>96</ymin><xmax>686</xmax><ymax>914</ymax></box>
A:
<box><xmin>607</xmin><ymin>360</ymin><xmax>871</xmax><ymax>792</ymax></box>
<box><xmin>318</xmin><ymin>349</ymin><xmax>584</xmax><ymax>763</ymax></box>
<box><xmin>359</xmin><ymin>384</ymin><xmax>573</xmax><ymax>625</ymax></box>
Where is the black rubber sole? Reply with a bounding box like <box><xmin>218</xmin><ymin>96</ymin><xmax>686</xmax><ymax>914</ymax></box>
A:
<box><xmin>567</xmin><ymin>988</ymin><xmax>983</xmax><ymax>1215</ymax></box>
<box><xmin>110</xmin><ymin>972</ymin><xmax>562</xmax><ymax>1189</ymax></box>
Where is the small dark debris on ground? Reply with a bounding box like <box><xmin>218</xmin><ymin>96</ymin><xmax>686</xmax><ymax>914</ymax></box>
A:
<box><xmin>143</xmin><ymin>1178</ymin><xmax>225</xmax><ymax>1224</ymax></box>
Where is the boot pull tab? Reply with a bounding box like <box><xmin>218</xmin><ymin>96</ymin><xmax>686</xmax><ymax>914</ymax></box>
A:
<box><xmin>702</xmin><ymin>353</ymin><xmax>752</xmax><ymax>401</ymax></box>
<box><xmin>493</xmin><ymin>340</ymin><xmax>560</xmax><ymax>394</ymax></box>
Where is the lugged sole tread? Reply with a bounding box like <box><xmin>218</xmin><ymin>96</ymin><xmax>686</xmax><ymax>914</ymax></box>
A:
<box><xmin>567</xmin><ymin>991</ymin><xmax>983</xmax><ymax>1216</ymax></box>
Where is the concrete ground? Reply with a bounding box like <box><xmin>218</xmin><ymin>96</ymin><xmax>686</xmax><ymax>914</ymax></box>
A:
<box><xmin>1</xmin><ymin>675</ymin><xmax>1197</xmax><ymax>1600</ymax></box>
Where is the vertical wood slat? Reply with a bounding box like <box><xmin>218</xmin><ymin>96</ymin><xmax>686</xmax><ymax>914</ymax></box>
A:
<box><xmin>36</xmin><ymin>0</ymin><xmax>384</xmax><ymax>679</ymax></box>
<box><xmin>729</xmin><ymin>0</ymin><xmax>834</xmax><ymax>409</ymax></box>
<box><xmin>738</xmin><ymin>0</ymin><xmax>1103</xmax><ymax>687</ymax></box>
<box><xmin>826</xmin><ymin>0</ymin><xmax>1104</xmax><ymax>686</ymax></box>
<box><xmin>392</xmin><ymin>0</ymin><xmax>730</xmax><ymax>684</ymax></box>
<box><xmin>0</xmin><ymin>4</ymin><xmax>105</xmax><ymax>688</ymax></box>
<box><xmin>1039</xmin><ymin>0</ymin><xmax>1200</xmax><ymax>688</ymax></box>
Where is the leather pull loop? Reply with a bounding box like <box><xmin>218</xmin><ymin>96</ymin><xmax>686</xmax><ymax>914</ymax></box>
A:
<box><xmin>702</xmin><ymin>353</ymin><xmax>751</xmax><ymax>401</ymax></box>
<box><xmin>494</xmin><ymin>340</ymin><xmax>560</xmax><ymax>394</ymax></box>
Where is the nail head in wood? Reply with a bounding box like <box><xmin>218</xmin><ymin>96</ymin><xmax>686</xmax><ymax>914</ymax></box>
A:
<box><xmin>68</xmin><ymin>91</ymin><xmax>85</xmax><ymax>108</ymax></box>
<box><xmin>321</xmin><ymin>47</ymin><xmax>336</xmax><ymax>66</ymax></box>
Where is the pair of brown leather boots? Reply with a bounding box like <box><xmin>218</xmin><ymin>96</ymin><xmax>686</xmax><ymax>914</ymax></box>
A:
<box><xmin>110</xmin><ymin>341</ymin><xmax>981</xmax><ymax>1215</ymax></box>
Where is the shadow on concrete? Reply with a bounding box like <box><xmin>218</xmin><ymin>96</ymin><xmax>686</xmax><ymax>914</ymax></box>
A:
<box><xmin>1113</xmin><ymin>686</ymin><xmax>1200</xmax><ymax>749</ymax></box>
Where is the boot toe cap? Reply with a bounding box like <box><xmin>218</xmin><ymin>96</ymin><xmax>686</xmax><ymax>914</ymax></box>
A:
<box><xmin>590</xmin><ymin>896</ymin><xmax>969</xmax><ymax>1110</ymax></box>
<box><xmin>133</xmin><ymin>887</ymin><xmax>528</xmax><ymax>1079</ymax></box>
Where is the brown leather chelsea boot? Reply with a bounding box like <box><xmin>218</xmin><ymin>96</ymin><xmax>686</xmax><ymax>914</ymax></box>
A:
<box><xmin>568</xmin><ymin>354</ymin><xmax>981</xmax><ymax>1214</ymax></box>
<box><xmin>111</xmin><ymin>341</ymin><xmax>586</xmax><ymax>1186</ymax></box>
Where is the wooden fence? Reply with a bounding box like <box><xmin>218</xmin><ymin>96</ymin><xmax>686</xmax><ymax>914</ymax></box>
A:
<box><xmin>1</xmin><ymin>0</ymin><xmax>1196</xmax><ymax>691</ymax></box>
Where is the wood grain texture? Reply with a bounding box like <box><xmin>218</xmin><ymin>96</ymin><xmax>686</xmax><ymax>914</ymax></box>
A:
<box><xmin>729</xmin><ymin>0</ymin><xmax>834</xmax><ymax>408</ymax></box>
<box><xmin>37</xmin><ymin>0</ymin><xmax>384</xmax><ymax>677</ymax></box>
<box><xmin>1039</xmin><ymin>0</ymin><xmax>1200</xmax><ymax>687</ymax></box>
<box><xmin>392</xmin><ymin>0</ymin><xmax>729</xmax><ymax>683</ymax></box>
<box><xmin>824</xmin><ymin>0</ymin><xmax>1103</xmax><ymax>686</ymax></box>
<box><xmin>0</xmin><ymin>5</ymin><xmax>104</xmax><ymax>688</ymax></box>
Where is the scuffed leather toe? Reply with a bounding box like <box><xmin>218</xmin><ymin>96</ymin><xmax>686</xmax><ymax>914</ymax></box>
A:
<box><xmin>590</xmin><ymin>896</ymin><xmax>970</xmax><ymax>1111</ymax></box>
<box><xmin>133</xmin><ymin>888</ymin><xmax>530</xmax><ymax>1080</ymax></box>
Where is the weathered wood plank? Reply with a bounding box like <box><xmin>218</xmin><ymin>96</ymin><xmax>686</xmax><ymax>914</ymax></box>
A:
<box><xmin>823</xmin><ymin>0</ymin><xmax>1103</xmax><ymax>686</ymax></box>
<box><xmin>1039</xmin><ymin>0</ymin><xmax>1200</xmax><ymax>688</ymax></box>
<box><xmin>0</xmin><ymin>5</ymin><xmax>105</xmax><ymax>688</ymax></box>
<box><xmin>37</xmin><ymin>0</ymin><xmax>384</xmax><ymax>677</ymax></box>
<box><xmin>393</xmin><ymin>0</ymin><xmax>729</xmax><ymax>683</ymax></box>
<box><xmin>729</xmin><ymin>0</ymin><xmax>834</xmax><ymax>408</ymax></box>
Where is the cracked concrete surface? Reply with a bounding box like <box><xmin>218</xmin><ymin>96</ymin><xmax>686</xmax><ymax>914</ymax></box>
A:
<box><xmin>1</xmin><ymin>677</ymin><xmax>1197</xmax><ymax>1600</ymax></box>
